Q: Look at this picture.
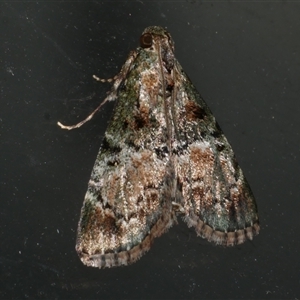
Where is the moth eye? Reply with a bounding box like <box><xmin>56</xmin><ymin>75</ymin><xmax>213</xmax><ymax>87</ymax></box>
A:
<box><xmin>140</xmin><ymin>33</ymin><xmax>153</xmax><ymax>48</ymax></box>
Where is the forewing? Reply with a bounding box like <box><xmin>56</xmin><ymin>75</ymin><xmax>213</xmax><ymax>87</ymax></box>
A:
<box><xmin>173</xmin><ymin>61</ymin><xmax>259</xmax><ymax>246</ymax></box>
<box><xmin>76</xmin><ymin>49</ymin><xmax>175</xmax><ymax>268</ymax></box>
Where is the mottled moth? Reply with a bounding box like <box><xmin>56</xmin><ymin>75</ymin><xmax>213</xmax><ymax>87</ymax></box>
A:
<box><xmin>58</xmin><ymin>26</ymin><xmax>259</xmax><ymax>268</ymax></box>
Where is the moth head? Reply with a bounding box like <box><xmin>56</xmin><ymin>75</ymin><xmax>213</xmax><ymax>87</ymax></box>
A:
<box><xmin>140</xmin><ymin>26</ymin><xmax>175</xmax><ymax>51</ymax></box>
<box><xmin>140</xmin><ymin>26</ymin><xmax>175</xmax><ymax>71</ymax></box>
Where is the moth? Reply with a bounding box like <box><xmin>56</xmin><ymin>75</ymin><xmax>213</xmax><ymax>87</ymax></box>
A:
<box><xmin>58</xmin><ymin>26</ymin><xmax>259</xmax><ymax>268</ymax></box>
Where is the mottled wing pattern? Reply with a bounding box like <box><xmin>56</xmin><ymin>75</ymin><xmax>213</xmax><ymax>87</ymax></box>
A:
<box><xmin>76</xmin><ymin>48</ymin><xmax>177</xmax><ymax>268</ymax></box>
<box><xmin>67</xmin><ymin>26</ymin><xmax>259</xmax><ymax>269</ymax></box>
<box><xmin>173</xmin><ymin>61</ymin><xmax>259</xmax><ymax>246</ymax></box>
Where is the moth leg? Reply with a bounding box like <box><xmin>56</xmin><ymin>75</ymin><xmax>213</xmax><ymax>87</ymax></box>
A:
<box><xmin>92</xmin><ymin>74</ymin><xmax>117</xmax><ymax>83</ymax></box>
<box><xmin>57</xmin><ymin>50</ymin><xmax>138</xmax><ymax>130</ymax></box>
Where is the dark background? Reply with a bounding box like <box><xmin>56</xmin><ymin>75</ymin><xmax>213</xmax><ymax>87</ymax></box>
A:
<box><xmin>1</xmin><ymin>1</ymin><xmax>299</xmax><ymax>299</ymax></box>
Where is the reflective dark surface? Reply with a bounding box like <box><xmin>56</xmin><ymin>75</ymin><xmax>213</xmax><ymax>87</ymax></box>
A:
<box><xmin>1</xmin><ymin>2</ymin><xmax>300</xmax><ymax>299</ymax></box>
